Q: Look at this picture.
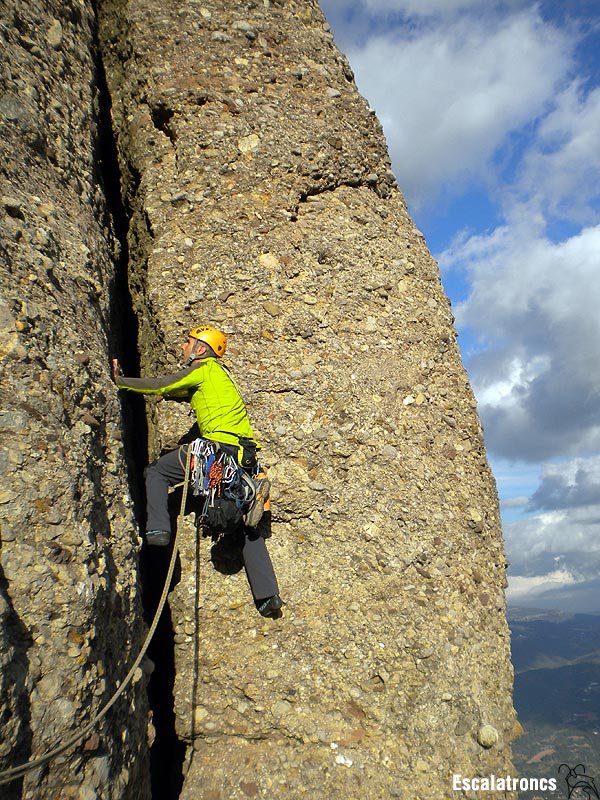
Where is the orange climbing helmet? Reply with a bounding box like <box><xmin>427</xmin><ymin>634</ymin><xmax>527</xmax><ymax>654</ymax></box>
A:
<box><xmin>188</xmin><ymin>325</ymin><xmax>227</xmax><ymax>357</ymax></box>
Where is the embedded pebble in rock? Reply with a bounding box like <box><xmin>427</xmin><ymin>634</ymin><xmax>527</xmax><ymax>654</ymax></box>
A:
<box><xmin>381</xmin><ymin>444</ymin><xmax>399</xmax><ymax>460</ymax></box>
<box><xmin>46</xmin><ymin>19</ymin><xmax>63</xmax><ymax>49</ymax></box>
<box><xmin>271</xmin><ymin>700</ymin><xmax>293</xmax><ymax>717</ymax></box>
<box><xmin>478</xmin><ymin>724</ymin><xmax>500</xmax><ymax>748</ymax></box>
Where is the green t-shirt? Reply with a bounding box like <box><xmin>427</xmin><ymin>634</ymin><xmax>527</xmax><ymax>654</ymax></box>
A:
<box><xmin>116</xmin><ymin>357</ymin><xmax>257</xmax><ymax>450</ymax></box>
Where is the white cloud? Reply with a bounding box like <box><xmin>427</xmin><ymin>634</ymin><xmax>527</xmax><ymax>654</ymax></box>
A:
<box><xmin>506</xmin><ymin>571</ymin><xmax>600</xmax><ymax>613</ymax></box>
<box><xmin>507</xmin><ymin>571</ymin><xmax>600</xmax><ymax>613</ymax></box>
<box><xmin>323</xmin><ymin>0</ymin><xmax>523</xmax><ymax>20</ymax></box>
<box><xmin>344</xmin><ymin>8</ymin><xmax>573</xmax><ymax>207</ymax></box>
<box><xmin>474</xmin><ymin>353</ymin><xmax>551</xmax><ymax>408</ymax></box>
<box><xmin>508</xmin><ymin>570</ymin><xmax>577</xmax><ymax>598</ymax></box>
<box><xmin>505</xmin><ymin>502</ymin><xmax>600</xmax><ymax>581</ymax></box>
<box><xmin>501</xmin><ymin>496</ymin><xmax>529</xmax><ymax>509</ymax></box>
<box><xmin>363</xmin><ymin>0</ymin><xmax>484</xmax><ymax>13</ymax></box>
<box><xmin>497</xmin><ymin>456</ymin><xmax>600</xmax><ymax>613</ymax></box>
<box><xmin>514</xmin><ymin>82</ymin><xmax>600</xmax><ymax>223</ymax></box>
<box><xmin>508</xmin><ymin>577</ymin><xmax>600</xmax><ymax>613</ymax></box>
<box><xmin>442</xmin><ymin>224</ymin><xmax>600</xmax><ymax>460</ymax></box>
<box><xmin>529</xmin><ymin>456</ymin><xmax>600</xmax><ymax>511</ymax></box>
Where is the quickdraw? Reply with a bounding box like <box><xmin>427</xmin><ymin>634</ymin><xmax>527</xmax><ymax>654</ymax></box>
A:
<box><xmin>207</xmin><ymin>461</ymin><xmax>224</xmax><ymax>493</ymax></box>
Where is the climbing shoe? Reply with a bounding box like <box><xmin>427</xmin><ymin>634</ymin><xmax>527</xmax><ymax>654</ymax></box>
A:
<box><xmin>145</xmin><ymin>530</ymin><xmax>171</xmax><ymax>546</ymax></box>
<box><xmin>245</xmin><ymin>476</ymin><xmax>271</xmax><ymax>528</ymax></box>
<box><xmin>255</xmin><ymin>594</ymin><xmax>283</xmax><ymax>619</ymax></box>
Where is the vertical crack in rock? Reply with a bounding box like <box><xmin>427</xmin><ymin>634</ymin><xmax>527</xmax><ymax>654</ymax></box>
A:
<box><xmin>0</xmin><ymin>567</ymin><xmax>32</xmax><ymax>800</ymax></box>
<box><xmin>94</xmin><ymin>5</ymin><xmax>187</xmax><ymax>798</ymax></box>
<box><xmin>95</xmin><ymin>24</ymin><xmax>146</xmax><ymax>492</ymax></box>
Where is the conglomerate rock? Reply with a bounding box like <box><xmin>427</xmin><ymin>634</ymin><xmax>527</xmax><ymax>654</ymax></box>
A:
<box><xmin>98</xmin><ymin>1</ymin><xmax>518</xmax><ymax>799</ymax></box>
<box><xmin>0</xmin><ymin>2</ymin><xmax>150</xmax><ymax>798</ymax></box>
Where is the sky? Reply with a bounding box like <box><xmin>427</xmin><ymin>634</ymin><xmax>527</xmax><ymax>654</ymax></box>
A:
<box><xmin>320</xmin><ymin>0</ymin><xmax>600</xmax><ymax>613</ymax></box>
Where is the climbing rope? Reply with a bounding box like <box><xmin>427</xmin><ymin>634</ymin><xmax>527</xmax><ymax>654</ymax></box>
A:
<box><xmin>0</xmin><ymin>446</ymin><xmax>193</xmax><ymax>786</ymax></box>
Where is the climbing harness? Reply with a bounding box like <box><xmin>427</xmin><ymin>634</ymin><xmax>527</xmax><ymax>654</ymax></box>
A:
<box><xmin>0</xmin><ymin>447</ymin><xmax>193</xmax><ymax>787</ymax></box>
<box><xmin>189</xmin><ymin>437</ymin><xmax>256</xmax><ymax>521</ymax></box>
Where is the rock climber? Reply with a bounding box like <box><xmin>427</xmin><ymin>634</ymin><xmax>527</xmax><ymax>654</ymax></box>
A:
<box><xmin>111</xmin><ymin>325</ymin><xmax>283</xmax><ymax>619</ymax></box>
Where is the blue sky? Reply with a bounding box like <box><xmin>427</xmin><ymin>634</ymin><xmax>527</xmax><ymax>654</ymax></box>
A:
<box><xmin>320</xmin><ymin>0</ymin><xmax>600</xmax><ymax>612</ymax></box>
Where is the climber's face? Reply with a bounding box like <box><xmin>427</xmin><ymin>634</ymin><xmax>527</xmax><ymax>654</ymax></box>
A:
<box><xmin>180</xmin><ymin>336</ymin><xmax>197</xmax><ymax>361</ymax></box>
<box><xmin>180</xmin><ymin>336</ymin><xmax>207</xmax><ymax>362</ymax></box>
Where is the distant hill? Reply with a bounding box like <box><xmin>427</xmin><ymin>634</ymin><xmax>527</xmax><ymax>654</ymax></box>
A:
<box><xmin>508</xmin><ymin>607</ymin><xmax>600</xmax><ymax>798</ymax></box>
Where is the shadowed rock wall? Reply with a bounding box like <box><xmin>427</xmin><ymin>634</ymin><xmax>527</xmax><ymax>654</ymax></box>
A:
<box><xmin>0</xmin><ymin>1</ymin><xmax>150</xmax><ymax>798</ymax></box>
<box><xmin>98</xmin><ymin>1</ymin><xmax>518</xmax><ymax>799</ymax></box>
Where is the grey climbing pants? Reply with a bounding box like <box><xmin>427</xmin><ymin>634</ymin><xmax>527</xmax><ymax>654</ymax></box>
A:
<box><xmin>144</xmin><ymin>444</ymin><xmax>279</xmax><ymax>600</ymax></box>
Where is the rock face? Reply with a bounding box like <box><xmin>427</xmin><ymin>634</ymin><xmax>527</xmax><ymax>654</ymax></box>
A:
<box><xmin>97</xmin><ymin>1</ymin><xmax>518</xmax><ymax>799</ymax></box>
<box><xmin>0</xmin><ymin>1</ymin><xmax>150</xmax><ymax>798</ymax></box>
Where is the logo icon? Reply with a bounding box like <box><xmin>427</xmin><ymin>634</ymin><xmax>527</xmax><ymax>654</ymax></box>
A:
<box><xmin>559</xmin><ymin>764</ymin><xmax>599</xmax><ymax>799</ymax></box>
